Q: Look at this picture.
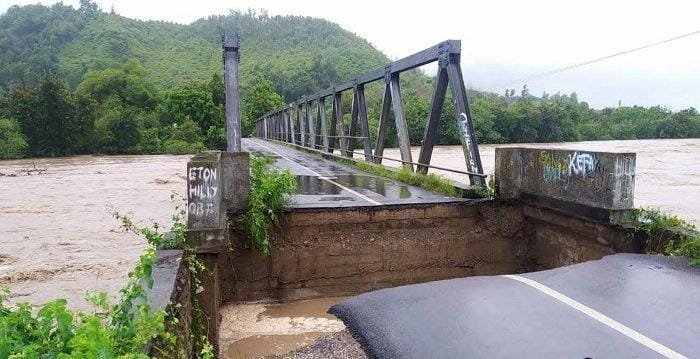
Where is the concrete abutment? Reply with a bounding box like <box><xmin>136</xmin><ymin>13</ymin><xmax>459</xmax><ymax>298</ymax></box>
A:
<box><xmin>168</xmin><ymin>145</ymin><xmax>645</xmax><ymax>357</ymax></box>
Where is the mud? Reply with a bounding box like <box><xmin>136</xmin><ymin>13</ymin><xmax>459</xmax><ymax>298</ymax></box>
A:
<box><xmin>383</xmin><ymin>138</ymin><xmax>699</xmax><ymax>224</ymax></box>
<box><xmin>220</xmin><ymin>297</ymin><xmax>346</xmax><ymax>359</ymax></box>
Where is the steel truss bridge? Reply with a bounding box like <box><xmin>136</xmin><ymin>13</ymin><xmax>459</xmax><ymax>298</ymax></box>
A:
<box><xmin>254</xmin><ymin>40</ymin><xmax>486</xmax><ymax>187</ymax></box>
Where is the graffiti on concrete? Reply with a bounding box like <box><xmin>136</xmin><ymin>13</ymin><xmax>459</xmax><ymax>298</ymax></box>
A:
<box><xmin>188</xmin><ymin>165</ymin><xmax>219</xmax><ymax>217</ymax></box>
<box><xmin>569</xmin><ymin>152</ymin><xmax>598</xmax><ymax>177</ymax></box>
<box><xmin>540</xmin><ymin>151</ymin><xmax>569</xmax><ymax>184</ymax></box>
<box><xmin>613</xmin><ymin>155</ymin><xmax>636</xmax><ymax>204</ymax></box>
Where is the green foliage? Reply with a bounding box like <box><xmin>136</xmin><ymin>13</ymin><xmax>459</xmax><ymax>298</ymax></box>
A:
<box><xmin>7</xmin><ymin>75</ymin><xmax>90</xmax><ymax>156</ymax></box>
<box><xmin>1</xmin><ymin>3</ymin><xmax>698</xmax><ymax>160</ymax></box>
<box><xmin>242</xmin><ymin>77</ymin><xmax>284</xmax><ymax>136</ymax></box>
<box><xmin>240</xmin><ymin>155</ymin><xmax>297</xmax><ymax>256</ymax></box>
<box><xmin>633</xmin><ymin>208</ymin><xmax>700</xmax><ymax>266</ymax></box>
<box><xmin>0</xmin><ymin>246</ymin><xmax>167</xmax><ymax>358</ymax></box>
<box><xmin>0</xmin><ymin>118</ymin><xmax>28</xmax><ymax>159</ymax></box>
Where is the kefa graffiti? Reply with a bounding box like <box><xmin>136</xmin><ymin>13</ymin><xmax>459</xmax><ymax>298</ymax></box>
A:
<box><xmin>540</xmin><ymin>150</ymin><xmax>599</xmax><ymax>185</ymax></box>
<box><xmin>188</xmin><ymin>165</ymin><xmax>219</xmax><ymax>217</ymax></box>
<box><xmin>569</xmin><ymin>152</ymin><xmax>598</xmax><ymax>177</ymax></box>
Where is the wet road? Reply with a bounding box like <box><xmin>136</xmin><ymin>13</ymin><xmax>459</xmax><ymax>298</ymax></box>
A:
<box><xmin>330</xmin><ymin>253</ymin><xmax>699</xmax><ymax>359</ymax></box>
<box><xmin>243</xmin><ymin>138</ymin><xmax>466</xmax><ymax>208</ymax></box>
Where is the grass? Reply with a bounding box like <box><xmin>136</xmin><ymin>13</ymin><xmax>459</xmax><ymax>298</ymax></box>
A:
<box><xmin>344</xmin><ymin>159</ymin><xmax>460</xmax><ymax>197</ymax></box>
<box><xmin>632</xmin><ymin>207</ymin><xmax>700</xmax><ymax>266</ymax></box>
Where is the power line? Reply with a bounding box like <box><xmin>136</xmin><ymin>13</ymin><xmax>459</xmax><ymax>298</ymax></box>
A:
<box><xmin>497</xmin><ymin>29</ymin><xmax>700</xmax><ymax>88</ymax></box>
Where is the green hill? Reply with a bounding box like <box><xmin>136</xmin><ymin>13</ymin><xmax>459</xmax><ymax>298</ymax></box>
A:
<box><xmin>0</xmin><ymin>4</ymin><xmax>388</xmax><ymax>101</ymax></box>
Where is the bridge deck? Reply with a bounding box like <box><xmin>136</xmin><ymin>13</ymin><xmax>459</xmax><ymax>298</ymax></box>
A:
<box><xmin>242</xmin><ymin>138</ymin><xmax>468</xmax><ymax>208</ymax></box>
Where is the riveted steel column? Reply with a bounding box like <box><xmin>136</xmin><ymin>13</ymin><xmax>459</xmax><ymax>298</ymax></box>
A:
<box><xmin>318</xmin><ymin>97</ymin><xmax>329</xmax><ymax>152</ymax></box>
<box><xmin>374</xmin><ymin>67</ymin><xmax>392</xmax><ymax>164</ymax></box>
<box><xmin>446</xmin><ymin>48</ymin><xmax>484</xmax><ymax>186</ymax></box>
<box><xmin>347</xmin><ymin>87</ymin><xmax>360</xmax><ymax>158</ymax></box>
<box><xmin>417</xmin><ymin>66</ymin><xmax>449</xmax><ymax>174</ymax></box>
<box><xmin>222</xmin><ymin>34</ymin><xmax>242</xmax><ymax>151</ymax></box>
<box><xmin>389</xmin><ymin>73</ymin><xmax>414</xmax><ymax>171</ymax></box>
<box><xmin>332</xmin><ymin>91</ymin><xmax>345</xmax><ymax>155</ymax></box>
<box><xmin>298</xmin><ymin>102</ymin><xmax>305</xmax><ymax>147</ymax></box>
<box><xmin>306</xmin><ymin>100</ymin><xmax>316</xmax><ymax>149</ymax></box>
<box><xmin>289</xmin><ymin>106</ymin><xmax>297</xmax><ymax>145</ymax></box>
<box><xmin>356</xmin><ymin>84</ymin><xmax>373</xmax><ymax>161</ymax></box>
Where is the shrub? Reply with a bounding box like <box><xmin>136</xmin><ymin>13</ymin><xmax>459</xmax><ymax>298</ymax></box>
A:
<box><xmin>163</xmin><ymin>139</ymin><xmax>204</xmax><ymax>155</ymax></box>
<box><xmin>0</xmin><ymin>118</ymin><xmax>29</xmax><ymax>159</ymax></box>
<box><xmin>240</xmin><ymin>154</ymin><xmax>297</xmax><ymax>256</ymax></box>
<box><xmin>633</xmin><ymin>208</ymin><xmax>700</xmax><ymax>266</ymax></box>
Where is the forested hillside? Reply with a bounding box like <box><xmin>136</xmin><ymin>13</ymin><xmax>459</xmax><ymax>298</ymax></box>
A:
<box><xmin>0</xmin><ymin>2</ymin><xmax>698</xmax><ymax>160</ymax></box>
<box><xmin>0</xmin><ymin>2</ymin><xmax>387</xmax><ymax>97</ymax></box>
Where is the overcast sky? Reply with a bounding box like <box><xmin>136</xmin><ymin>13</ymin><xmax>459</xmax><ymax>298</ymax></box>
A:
<box><xmin>2</xmin><ymin>0</ymin><xmax>699</xmax><ymax>109</ymax></box>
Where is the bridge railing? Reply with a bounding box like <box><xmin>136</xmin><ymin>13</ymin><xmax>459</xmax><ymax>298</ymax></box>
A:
<box><xmin>253</xmin><ymin>40</ymin><xmax>486</xmax><ymax>186</ymax></box>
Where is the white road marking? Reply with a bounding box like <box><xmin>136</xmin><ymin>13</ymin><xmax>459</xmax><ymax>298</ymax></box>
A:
<box><xmin>502</xmin><ymin>274</ymin><xmax>688</xmax><ymax>359</ymax></box>
<box><xmin>251</xmin><ymin>140</ymin><xmax>382</xmax><ymax>206</ymax></box>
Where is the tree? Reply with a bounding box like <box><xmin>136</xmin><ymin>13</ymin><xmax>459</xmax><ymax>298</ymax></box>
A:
<box><xmin>79</xmin><ymin>0</ymin><xmax>99</xmax><ymax>18</ymax></box>
<box><xmin>0</xmin><ymin>118</ymin><xmax>29</xmax><ymax>159</ymax></box>
<box><xmin>94</xmin><ymin>100</ymin><xmax>141</xmax><ymax>154</ymax></box>
<box><xmin>242</xmin><ymin>78</ymin><xmax>284</xmax><ymax>136</ymax></box>
<box><xmin>8</xmin><ymin>75</ymin><xmax>86</xmax><ymax>156</ymax></box>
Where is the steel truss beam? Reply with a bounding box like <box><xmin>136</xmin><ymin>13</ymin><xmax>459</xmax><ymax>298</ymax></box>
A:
<box><xmin>254</xmin><ymin>40</ymin><xmax>485</xmax><ymax>186</ymax></box>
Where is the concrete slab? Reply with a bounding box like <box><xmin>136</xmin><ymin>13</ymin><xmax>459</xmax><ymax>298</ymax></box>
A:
<box><xmin>242</xmin><ymin>138</ymin><xmax>468</xmax><ymax>208</ymax></box>
<box><xmin>329</xmin><ymin>253</ymin><xmax>699</xmax><ymax>359</ymax></box>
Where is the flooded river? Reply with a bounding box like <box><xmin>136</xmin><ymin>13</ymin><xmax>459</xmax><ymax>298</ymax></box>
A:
<box><xmin>384</xmin><ymin>138</ymin><xmax>699</xmax><ymax>225</ymax></box>
<box><xmin>0</xmin><ymin>138</ymin><xmax>697</xmax><ymax>310</ymax></box>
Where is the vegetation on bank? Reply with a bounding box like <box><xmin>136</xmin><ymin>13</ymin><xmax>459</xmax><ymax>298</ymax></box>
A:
<box><xmin>1</xmin><ymin>2</ymin><xmax>698</xmax><ymax>161</ymax></box>
<box><xmin>240</xmin><ymin>155</ymin><xmax>297</xmax><ymax>256</ymax></box>
<box><xmin>0</xmin><ymin>200</ymin><xmax>214</xmax><ymax>358</ymax></box>
<box><xmin>634</xmin><ymin>208</ymin><xmax>700</xmax><ymax>266</ymax></box>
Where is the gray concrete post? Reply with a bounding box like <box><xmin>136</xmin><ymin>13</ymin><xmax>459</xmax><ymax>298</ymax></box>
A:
<box><xmin>223</xmin><ymin>33</ymin><xmax>242</xmax><ymax>151</ymax></box>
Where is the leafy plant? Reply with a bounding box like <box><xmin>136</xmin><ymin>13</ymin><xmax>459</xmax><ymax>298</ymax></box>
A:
<box><xmin>0</xmin><ymin>245</ymin><xmax>167</xmax><ymax>358</ymax></box>
<box><xmin>0</xmin><ymin>199</ymin><xmax>215</xmax><ymax>358</ymax></box>
<box><xmin>633</xmin><ymin>208</ymin><xmax>700</xmax><ymax>266</ymax></box>
<box><xmin>240</xmin><ymin>154</ymin><xmax>297</xmax><ymax>256</ymax></box>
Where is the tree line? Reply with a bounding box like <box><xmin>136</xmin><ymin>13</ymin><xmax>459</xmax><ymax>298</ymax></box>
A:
<box><xmin>0</xmin><ymin>60</ymin><xmax>698</xmax><ymax>160</ymax></box>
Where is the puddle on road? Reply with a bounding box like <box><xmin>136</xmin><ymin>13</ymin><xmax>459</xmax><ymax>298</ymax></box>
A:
<box><xmin>261</xmin><ymin>297</ymin><xmax>343</xmax><ymax>320</ymax></box>
<box><xmin>228</xmin><ymin>333</ymin><xmax>325</xmax><ymax>359</ymax></box>
<box><xmin>296</xmin><ymin>174</ymin><xmax>413</xmax><ymax>199</ymax></box>
<box><xmin>296</xmin><ymin>175</ymin><xmax>343</xmax><ymax>195</ymax></box>
<box><xmin>220</xmin><ymin>297</ymin><xmax>346</xmax><ymax>359</ymax></box>
<box><xmin>334</xmin><ymin>174</ymin><xmax>412</xmax><ymax>199</ymax></box>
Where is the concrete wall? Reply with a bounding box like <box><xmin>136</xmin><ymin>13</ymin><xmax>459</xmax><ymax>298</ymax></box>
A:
<box><xmin>146</xmin><ymin>250</ymin><xmax>192</xmax><ymax>358</ymax></box>
<box><xmin>495</xmin><ymin>147</ymin><xmax>636</xmax><ymax>223</ymax></box>
<box><xmin>217</xmin><ymin>199</ymin><xmax>646</xmax><ymax>303</ymax></box>
<box><xmin>521</xmin><ymin>205</ymin><xmax>641</xmax><ymax>270</ymax></box>
<box><xmin>220</xmin><ymin>201</ymin><xmax>529</xmax><ymax>302</ymax></box>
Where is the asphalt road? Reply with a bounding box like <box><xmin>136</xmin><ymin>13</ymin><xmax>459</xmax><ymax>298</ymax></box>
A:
<box><xmin>330</xmin><ymin>253</ymin><xmax>700</xmax><ymax>359</ymax></box>
<box><xmin>242</xmin><ymin>138</ymin><xmax>467</xmax><ymax>208</ymax></box>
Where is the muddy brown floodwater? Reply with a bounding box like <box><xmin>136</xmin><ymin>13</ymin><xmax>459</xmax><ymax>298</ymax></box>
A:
<box><xmin>384</xmin><ymin>138</ymin><xmax>700</xmax><ymax>225</ymax></box>
<box><xmin>0</xmin><ymin>155</ymin><xmax>191</xmax><ymax>310</ymax></box>
<box><xmin>0</xmin><ymin>138</ymin><xmax>697</xmax><ymax>314</ymax></box>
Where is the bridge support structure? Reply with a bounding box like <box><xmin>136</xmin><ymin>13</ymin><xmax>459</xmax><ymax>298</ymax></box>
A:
<box><xmin>254</xmin><ymin>40</ymin><xmax>486</xmax><ymax>186</ymax></box>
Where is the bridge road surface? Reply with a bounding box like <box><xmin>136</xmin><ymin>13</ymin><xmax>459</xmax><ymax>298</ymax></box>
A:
<box><xmin>330</xmin><ymin>253</ymin><xmax>700</xmax><ymax>359</ymax></box>
<box><xmin>242</xmin><ymin>138</ymin><xmax>469</xmax><ymax>208</ymax></box>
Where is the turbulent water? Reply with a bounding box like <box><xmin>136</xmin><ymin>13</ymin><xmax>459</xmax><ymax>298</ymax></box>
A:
<box><xmin>0</xmin><ymin>139</ymin><xmax>697</xmax><ymax>309</ymax></box>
